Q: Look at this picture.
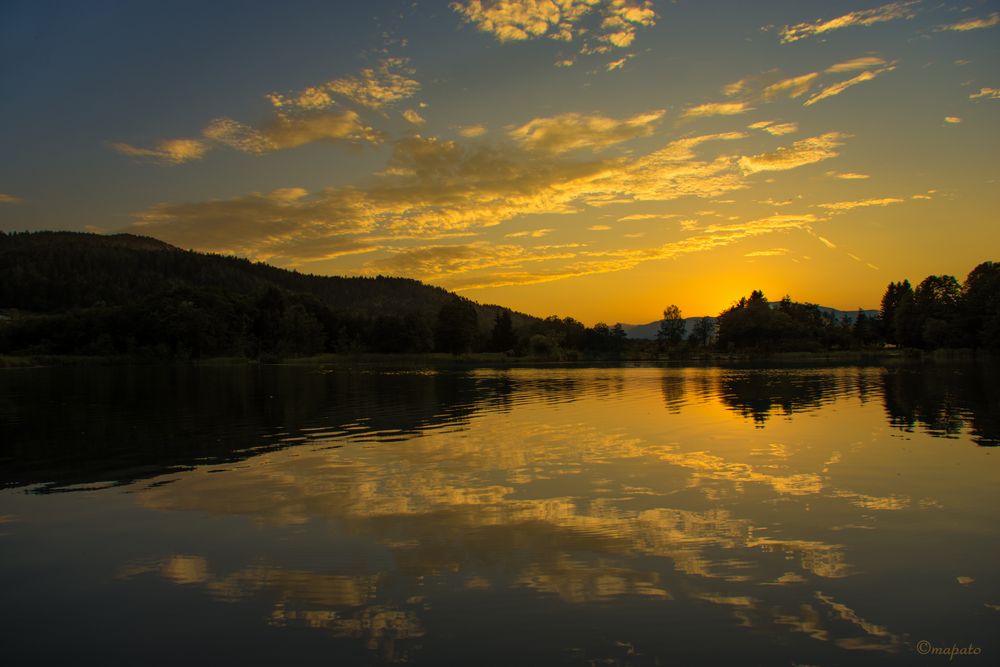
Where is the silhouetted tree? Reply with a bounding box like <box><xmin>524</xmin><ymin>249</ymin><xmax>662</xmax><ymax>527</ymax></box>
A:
<box><xmin>435</xmin><ymin>297</ymin><xmax>479</xmax><ymax>354</ymax></box>
<box><xmin>689</xmin><ymin>317</ymin><xmax>715</xmax><ymax>347</ymax></box>
<box><xmin>656</xmin><ymin>304</ymin><xmax>685</xmax><ymax>350</ymax></box>
<box><xmin>852</xmin><ymin>309</ymin><xmax>880</xmax><ymax>347</ymax></box>
<box><xmin>880</xmin><ymin>280</ymin><xmax>911</xmax><ymax>345</ymax></box>
<box><xmin>960</xmin><ymin>261</ymin><xmax>1000</xmax><ymax>348</ymax></box>
<box><xmin>913</xmin><ymin>274</ymin><xmax>961</xmax><ymax>348</ymax></box>
<box><xmin>490</xmin><ymin>309</ymin><xmax>517</xmax><ymax>352</ymax></box>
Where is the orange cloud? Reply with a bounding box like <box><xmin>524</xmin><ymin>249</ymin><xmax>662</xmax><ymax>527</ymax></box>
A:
<box><xmin>111</xmin><ymin>138</ymin><xmax>210</xmax><ymax>165</ymax></box>
<box><xmin>937</xmin><ymin>12</ymin><xmax>999</xmax><ymax>32</ymax></box>
<box><xmin>509</xmin><ymin>109</ymin><xmax>665</xmax><ymax>154</ymax></box>
<box><xmin>779</xmin><ymin>2</ymin><xmax>917</xmax><ymax>44</ymax></box>
<box><xmin>267</xmin><ymin>58</ymin><xmax>419</xmax><ymax>110</ymax></box>
<box><xmin>738</xmin><ymin>133</ymin><xmax>847</xmax><ymax>175</ymax></box>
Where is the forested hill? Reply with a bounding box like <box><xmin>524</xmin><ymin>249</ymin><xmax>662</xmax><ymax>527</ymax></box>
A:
<box><xmin>0</xmin><ymin>231</ymin><xmax>535</xmax><ymax>357</ymax></box>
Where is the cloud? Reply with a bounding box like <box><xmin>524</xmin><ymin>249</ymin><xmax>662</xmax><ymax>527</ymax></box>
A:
<box><xmin>205</xmin><ymin>111</ymin><xmax>381</xmax><ymax>153</ymax></box>
<box><xmin>606</xmin><ymin>55</ymin><xmax>631</xmax><ymax>71</ymax></box>
<box><xmin>745</xmin><ymin>248</ymin><xmax>789</xmax><ymax>257</ymax></box>
<box><xmin>267</xmin><ymin>57</ymin><xmax>419</xmax><ymax>110</ymax></box>
<box><xmin>509</xmin><ymin>109</ymin><xmax>665</xmax><ymax>154</ymax></box>
<box><xmin>505</xmin><ymin>228</ymin><xmax>553</xmax><ymax>238</ymax></box>
<box><xmin>402</xmin><ymin>109</ymin><xmax>426</xmax><ymax>125</ymax></box>
<box><xmin>129</xmin><ymin>187</ymin><xmax>380</xmax><ymax>262</ymax></box>
<box><xmin>0</xmin><ymin>193</ymin><xmax>22</xmax><ymax>204</ymax></box>
<box><xmin>826</xmin><ymin>171</ymin><xmax>869</xmax><ymax>180</ymax></box>
<box><xmin>818</xmin><ymin>197</ymin><xmax>904</xmax><ymax>211</ymax></box>
<box><xmin>364</xmin><ymin>211</ymin><xmax>824</xmax><ymax>291</ymax></box>
<box><xmin>944</xmin><ymin>116</ymin><xmax>962</xmax><ymax>124</ymax></box>
<box><xmin>364</xmin><ymin>241</ymin><xmax>578</xmax><ymax>281</ymax></box>
<box><xmin>779</xmin><ymin>2</ymin><xmax>918</xmax><ymax>44</ymax></box>
<box><xmin>617</xmin><ymin>213</ymin><xmax>678</xmax><ymax>222</ymax></box>
<box><xmin>937</xmin><ymin>12</ymin><xmax>999</xmax><ymax>32</ymax></box>
<box><xmin>738</xmin><ymin>132</ymin><xmax>847</xmax><ymax>175</ymax></box>
<box><xmin>748</xmin><ymin>120</ymin><xmax>798</xmax><ymax>136</ymax></box>
<box><xmin>762</xmin><ymin>72</ymin><xmax>820</xmax><ymax>100</ymax></box>
<box><xmin>680</xmin><ymin>102</ymin><xmax>752</xmax><ymax>120</ymax></box>
<box><xmin>113</xmin><ymin>58</ymin><xmax>410</xmax><ymax>165</ymax></box>
<box><xmin>803</xmin><ymin>65</ymin><xmax>895</xmax><ymax>106</ymax></box>
<box><xmin>457</xmin><ymin>124</ymin><xmax>488</xmax><ymax>137</ymax></box>
<box><xmin>826</xmin><ymin>56</ymin><xmax>889</xmax><ymax>73</ymax></box>
<box><xmin>450</xmin><ymin>0</ymin><xmax>657</xmax><ymax>54</ymax></box>
<box><xmin>817</xmin><ymin>235</ymin><xmax>837</xmax><ymax>249</ymax></box>
<box><xmin>723</xmin><ymin>78</ymin><xmax>750</xmax><ymax>97</ymax></box>
<box><xmin>587</xmin><ymin>225</ymin><xmax>611</xmax><ymax>231</ymax></box>
<box><xmin>111</xmin><ymin>138</ymin><xmax>210</xmax><ymax>165</ymax></box>
<box><xmin>127</xmin><ymin>123</ymin><xmax>851</xmax><ymax>280</ymax></box>
<box><xmin>970</xmin><ymin>87</ymin><xmax>1000</xmax><ymax>100</ymax></box>
<box><xmin>757</xmin><ymin>198</ymin><xmax>794</xmax><ymax>207</ymax></box>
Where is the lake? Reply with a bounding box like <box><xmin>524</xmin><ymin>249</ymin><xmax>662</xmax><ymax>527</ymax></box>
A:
<box><xmin>1</xmin><ymin>362</ymin><xmax>998</xmax><ymax>665</ymax></box>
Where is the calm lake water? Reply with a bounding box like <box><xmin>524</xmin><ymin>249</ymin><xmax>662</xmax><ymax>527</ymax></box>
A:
<box><xmin>1</xmin><ymin>362</ymin><xmax>998</xmax><ymax>665</ymax></box>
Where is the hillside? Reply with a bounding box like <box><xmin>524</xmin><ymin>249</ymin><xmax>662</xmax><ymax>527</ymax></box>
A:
<box><xmin>0</xmin><ymin>231</ymin><xmax>537</xmax><ymax>357</ymax></box>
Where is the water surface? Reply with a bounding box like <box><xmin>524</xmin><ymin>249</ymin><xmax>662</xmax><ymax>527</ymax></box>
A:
<box><xmin>1</xmin><ymin>363</ymin><xmax>998</xmax><ymax>665</ymax></box>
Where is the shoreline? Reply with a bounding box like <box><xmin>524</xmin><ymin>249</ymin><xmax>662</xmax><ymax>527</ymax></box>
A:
<box><xmin>3</xmin><ymin>348</ymin><xmax>992</xmax><ymax>370</ymax></box>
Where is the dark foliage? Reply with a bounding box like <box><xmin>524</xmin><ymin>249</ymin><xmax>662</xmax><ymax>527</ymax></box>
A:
<box><xmin>878</xmin><ymin>262</ymin><xmax>999</xmax><ymax>350</ymax></box>
<box><xmin>0</xmin><ymin>231</ymin><xmax>519</xmax><ymax>358</ymax></box>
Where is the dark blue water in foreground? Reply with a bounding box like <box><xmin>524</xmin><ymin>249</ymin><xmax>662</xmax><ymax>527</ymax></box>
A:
<box><xmin>1</xmin><ymin>363</ymin><xmax>998</xmax><ymax>665</ymax></box>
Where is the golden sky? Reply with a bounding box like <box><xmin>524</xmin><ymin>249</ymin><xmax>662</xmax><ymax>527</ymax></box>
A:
<box><xmin>1</xmin><ymin>0</ymin><xmax>998</xmax><ymax>323</ymax></box>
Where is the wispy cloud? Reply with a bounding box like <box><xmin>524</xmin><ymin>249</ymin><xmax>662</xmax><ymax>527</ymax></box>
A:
<box><xmin>606</xmin><ymin>55</ymin><xmax>632</xmax><ymax>71</ymax></box>
<box><xmin>826</xmin><ymin>56</ymin><xmax>889</xmax><ymax>73</ymax></box>
<box><xmin>509</xmin><ymin>109</ymin><xmax>665</xmax><ymax>154</ymax></box>
<box><xmin>762</xmin><ymin>72</ymin><xmax>820</xmax><ymax>100</ymax></box>
<box><xmin>779</xmin><ymin>2</ymin><xmax>917</xmax><ymax>44</ymax></box>
<box><xmin>267</xmin><ymin>58</ymin><xmax>419</xmax><ymax>110</ymax></box>
<box><xmin>826</xmin><ymin>171</ymin><xmax>869</xmax><ymax>180</ymax></box>
<box><xmin>738</xmin><ymin>132</ymin><xmax>847</xmax><ymax>175</ymax></box>
<box><xmin>365</xmin><ymin>241</ymin><xmax>577</xmax><ymax>281</ymax></box>
<box><xmin>0</xmin><ymin>193</ymin><xmax>23</xmax><ymax>204</ymax></box>
<box><xmin>126</xmin><ymin>123</ymin><xmax>852</xmax><ymax>282</ymax></box>
<box><xmin>969</xmin><ymin>87</ymin><xmax>1000</xmax><ymax>100</ymax></box>
<box><xmin>745</xmin><ymin>248</ymin><xmax>789</xmax><ymax>257</ymax></box>
<box><xmin>457</xmin><ymin>124</ymin><xmax>488</xmax><ymax>137</ymax></box>
<box><xmin>505</xmin><ymin>228</ymin><xmax>553</xmax><ymax>238</ymax></box>
<box><xmin>617</xmin><ymin>213</ymin><xmax>678</xmax><ymax>222</ymax></box>
<box><xmin>937</xmin><ymin>12</ymin><xmax>999</xmax><ymax>32</ymax></box>
<box><xmin>680</xmin><ymin>102</ymin><xmax>752</xmax><ymax>120</ymax></box>
<box><xmin>587</xmin><ymin>225</ymin><xmax>611</xmax><ymax>231</ymax></box>
<box><xmin>113</xmin><ymin>58</ymin><xmax>411</xmax><ymax>165</ymax></box>
<box><xmin>757</xmin><ymin>197</ymin><xmax>794</xmax><ymax>207</ymax></box>
<box><xmin>748</xmin><ymin>120</ymin><xmax>798</xmax><ymax>136</ymax></box>
<box><xmin>442</xmin><ymin>213</ymin><xmax>824</xmax><ymax>290</ymax></box>
<box><xmin>206</xmin><ymin>111</ymin><xmax>381</xmax><ymax>153</ymax></box>
<box><xmin>818</xmin><ymin>197</ymin><xmax>904</xmax><ymax>211</ymax></box>
<box><xmin>944</xmin><ymin>116</ymin><xmax>962</xmax><ymax>124</ymax></box>
<box><xmin>803</xmin><ymin>64</ymin><xmax>895</xmax><ymax>106</ymax></box>
<box><xmin>111</xmin><ymin>138</ymin><xmax>210</xmax><ymax>165</ymax></box>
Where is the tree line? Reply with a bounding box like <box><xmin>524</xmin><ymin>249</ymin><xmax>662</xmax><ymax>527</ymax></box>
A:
<box><xmin>1</xmin><ymin>232</ymin><xmax>995</xmax><ymax>358</ymax></box>
<box><xmin>654</xmin><ymin>260</ymin><xmax>998</xmax><ymax>353</ymax></box>
<box><xmin>0</xmin><ymin>231</ymin><xmax>632</xmax><ymax>360</ymax></box>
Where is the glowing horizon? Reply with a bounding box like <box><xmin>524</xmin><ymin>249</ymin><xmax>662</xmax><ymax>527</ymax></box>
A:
<box><xmin>1</xmin><ymin>1</ymin><xmax>997</xmax><ymax>325</ymax></box>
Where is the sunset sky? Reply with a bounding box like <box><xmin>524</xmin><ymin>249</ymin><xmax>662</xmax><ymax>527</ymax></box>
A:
<box><xmin>1</xmin><ymin>0</ymin><xmax>998</xmax><ymax>324</ymax></box>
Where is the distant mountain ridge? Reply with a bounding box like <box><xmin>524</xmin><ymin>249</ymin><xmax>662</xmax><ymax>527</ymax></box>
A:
<box><xmin>621</xmin><ymin>306</ymin><xmax>879</xmax><ymax>340</ymax></box>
